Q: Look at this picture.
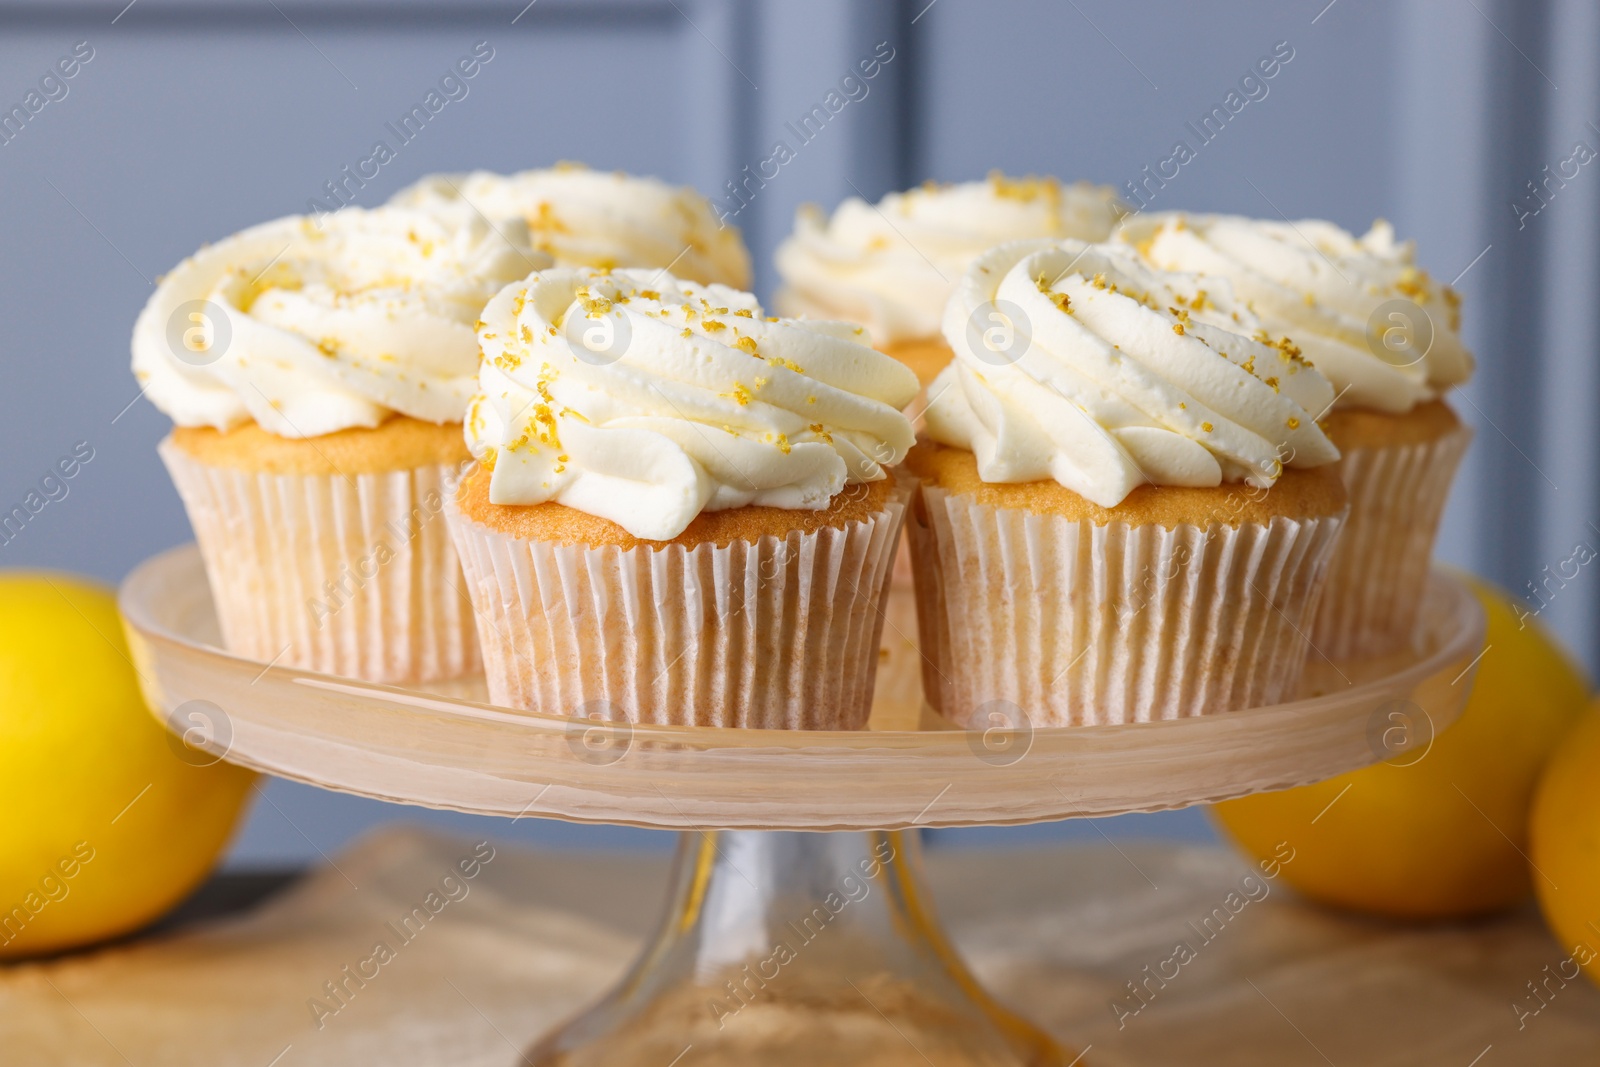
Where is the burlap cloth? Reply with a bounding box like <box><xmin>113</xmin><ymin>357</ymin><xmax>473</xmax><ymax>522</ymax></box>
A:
<box><xmin>1</xmin><ymin>827</ymin><xmax>1595</xmax><ymax>1065</ymax></box>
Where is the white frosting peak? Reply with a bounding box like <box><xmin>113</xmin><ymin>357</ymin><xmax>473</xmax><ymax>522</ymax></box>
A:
<box><xmin>1117</xmin><ymin>213</ymin><xmax>1474</xmax><ymax>413</ymax></box>
<box><xmin>132</xmin><ymin>207</ymin><xmax>549</xmax><ymax>437</ymax></box>
<box><xmin>775</xmin><ymin>173</ymin><xmax>1128</xmax><ymax>346</ymax></box>
<box><xmin>467</xmin><ymin>268</ymin><xmax>918</xmax><ymax>540</ymax></box>
<box><xmin>927</xmin><ymin>239</ymin><xmax>1340</xmax><ymax>508</ymax></box>
<box><xmin>390</xmin><ymin>164</ymin><xmax>751</xmax><ymax>289</ymax></box>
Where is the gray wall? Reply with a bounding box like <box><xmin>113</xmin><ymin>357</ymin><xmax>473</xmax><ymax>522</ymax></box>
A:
<box><xmin>0</xmin><ymin>0</ymin><xmax>1583</xmax><ymax>864</ymax></box>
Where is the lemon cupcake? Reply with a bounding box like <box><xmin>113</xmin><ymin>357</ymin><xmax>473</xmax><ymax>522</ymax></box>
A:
<box><xmin>1121</xmin><ymin>214</ymin><xmax>1474</xmax><ymax>658</ymax></box>
<box><xmin>774</xmin><ymin>172</ymin><xmax>1127</xmax><ymax>387</ymax></box>
<box><xmin>390</xmin><ymin>162</ymin><xmax>751</xmax><ymax>289</ymax></box>
<box><xmin>447</xmin><ymin>268</ymin><xmax>919</xmax><ymax>729</ymax></box>
<box><xmin>132</xmin><ymin>206</ymin><xmax>550</xmax><ymax>682</ymax></box>
<box><xmin>910</xmin><ymin>239</ymin><xmax>1347</xmax><ymax>726</ymax></box>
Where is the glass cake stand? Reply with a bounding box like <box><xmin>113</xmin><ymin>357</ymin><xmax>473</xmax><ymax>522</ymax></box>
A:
<box><xmin>120</xmin><ymin>544</ymin><xmax>1485</xmax><ymax>1066</ymax></box>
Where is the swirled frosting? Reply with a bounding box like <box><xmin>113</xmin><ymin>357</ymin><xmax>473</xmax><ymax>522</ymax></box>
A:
<box><xmin>774</xmin><ymin>173</ymin><xmax>1129</xmax><ymax>346</ymax></box>
<box><xmin>132</xmin><ymin>207</ymin><xmax>549</xmax><ymax>438</ymax></box>
<box><xmin>390</xmin><ymin>164</ymin><xmax>751</xmax><ymax>289</ymax></box>
<box><xmin>466</xmin><ymin>268</ymin><xmax>919</xmax><ymax>540</ymax></box>
<box><xmin>1117</xmin><ymin>214</ymin><xmax>1474</xmax><ymax>413</ymax></box>
<box><xmin>926</xmin><ymin>239</ymin><xmax>1340</xmax><ymax>508</ymax></box>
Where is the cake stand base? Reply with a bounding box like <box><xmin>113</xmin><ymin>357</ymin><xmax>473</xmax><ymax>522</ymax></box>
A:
<box><xmin>118</xmin><ymin>547</ymin><xmax>1486</xmax><ymax>1064</ymax></box>
<box><xmin>527</xmin><ymin>830</ymin><xmax>1074</xmax><ymax>1066</ymax></box>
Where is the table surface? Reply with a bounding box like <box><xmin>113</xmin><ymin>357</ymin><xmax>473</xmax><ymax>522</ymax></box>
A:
<box><xmin>4</xmin><ymin>829</ymin><xmax>1597</xmax><ymax>1067</ymax></box>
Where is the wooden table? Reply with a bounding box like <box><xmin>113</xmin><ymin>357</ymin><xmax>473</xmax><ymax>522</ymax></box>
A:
<box><xmin>2</xmin><ymin>829</ymin><xmax>1596</xmax><ymax>1066</ymax></box>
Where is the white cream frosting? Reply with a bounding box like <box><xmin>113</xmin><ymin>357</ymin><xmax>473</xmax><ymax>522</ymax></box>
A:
<box><xmin>1117</xmin><ymin>213</ymin><xmax>1474</xmax><ymax>414</ymax></box>
<box><xmin>132</xmin><ymin>207</ymin><xmax>549</xmax><ymax>437</ymax></box>
<box><xmin>390</xmin><ymin>164</ymin><xmax>751</xmax><ymax>289</ymax></box>
<box><xmin>467</xmin><ymin>268</ymin><xmax>919</xmax><ymax>540</ymax></box>
<box><xmin>774</xmin><ymin>173</ymin><xmax>1129</xmax><ymax>346</ymax></box>
<box><xmin>927</xmin><ymin>239</ymin><xmax>1340</xmax><ymax>508</ymax></box>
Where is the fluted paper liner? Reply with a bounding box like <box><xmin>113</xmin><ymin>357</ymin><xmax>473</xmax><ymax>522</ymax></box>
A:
<box><xmin>159</xmin><ymin>438</ymin><xmax>478</xmax><ymax>684</ymax></box>
<box><xmin>445</xmin><ymin>481</ymin><xmax>910</xmax><ymax>729</ymax></box>
<box><xmin>907</xmin><ymin>486</ymin><xmax>1345</xmax><ymax>726</ymax></box>
<box><xmin>1312</xmin><ymin>424</ymin><xmax>1473</xmax><ymax>660</ymax></box>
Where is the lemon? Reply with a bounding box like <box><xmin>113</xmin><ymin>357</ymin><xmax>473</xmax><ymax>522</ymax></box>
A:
<box><xmin>1531</xmin><ymin>701</ymin><xmax>1600</xmax><ymax>984</ymax></box>
<box><xmin>1214</xmin><ymin>579</ymin><xmax>1588</xmax><ymax>920</ymax></box>
<box><xmin>0</xmin><ymin>573</ymin><xmax>255</xmax><ymax>958</ymax></box>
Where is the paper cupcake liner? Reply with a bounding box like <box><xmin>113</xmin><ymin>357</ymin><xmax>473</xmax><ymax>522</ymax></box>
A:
<box><xmin>445</xmin><ymin>480</ymin><xmax>910</xmax><ymax>729</ymax></box>
<box><xmin>159</xmin><ymin>438</ymin><xmax>479</xmax><ymax>684</ymax></box>
<box><xmin>907</xmin><ymin>485</ymin><xmax>1346</xmax><ymax>727</ymax></box>
<box><xmin>1311</xmin><ymin>424</ymin><xmax>1473</xmax><ymax>660</ymax></box>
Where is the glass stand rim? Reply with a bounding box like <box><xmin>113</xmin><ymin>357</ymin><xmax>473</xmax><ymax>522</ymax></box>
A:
<box><xmin>118</xmin><ymin>544</ymin><xmax>1486</xmax><ymax>830</ymax></box>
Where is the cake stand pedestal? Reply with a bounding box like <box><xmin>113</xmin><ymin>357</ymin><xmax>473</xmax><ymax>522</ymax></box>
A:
<box><xmin>119</xmin><ymin>546</ymin><xmax>1484</xmax><ymax>1065</ymax></box>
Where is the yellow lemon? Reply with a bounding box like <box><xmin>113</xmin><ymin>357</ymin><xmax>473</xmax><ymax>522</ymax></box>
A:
<box><xmin>0</xmin><ymin>573</ymin><xmax>255</xmax><ymax>958</ymax></box>
<box><xmin>1214</xmin><ymin>579</ymin><xmax>1588</xmax><ymax>920</ymax></box>
<box><xmin>1530</xmin><ymin>701</ymin><xmax>1600</xmax><ymax>984</ymax></box>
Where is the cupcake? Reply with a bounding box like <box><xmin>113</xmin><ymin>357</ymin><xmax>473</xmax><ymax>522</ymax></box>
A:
<box><xmin>1120</xmin><ymin>214</ymin><xmax>1474</xmax><ymax>659</ymax></box>
<box><xmin>774</xmin><ymin>172</ymin><xmax>1128</xmax><ymax>387</ymax></box>
<box><xmin>446</xmin><ymin>267</ymin><xmax>919</xmax><ymax>729</ymax></box>
<box><xmin>909</xmin><ymin>239</ymin><xmax>1348</xmax><ymax>726</ymax></box>
<box><xmin>132</xmin><ymin>206</ymin><xmax>551</xmax><ymax>682</ymax></box>
<box><xmin>389</xmin><ymin>162</ymin><xmax>751</xmax><ymax>289</ymax></box>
